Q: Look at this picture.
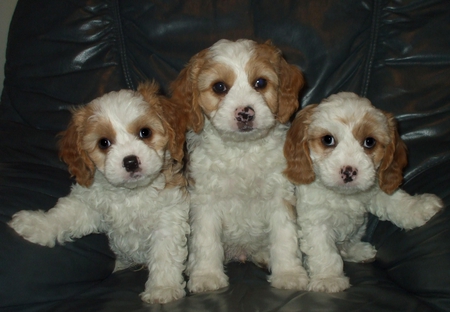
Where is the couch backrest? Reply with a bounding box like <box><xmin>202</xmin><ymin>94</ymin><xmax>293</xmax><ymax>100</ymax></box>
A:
<box><xmin>1</xmin><ymin>0</ymin><xmax>449</xmax><ymax>179</ymax></box>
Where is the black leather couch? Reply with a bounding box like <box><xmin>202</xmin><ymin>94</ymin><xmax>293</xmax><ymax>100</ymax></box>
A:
<box><xmin>1</xmin><ymin>0</ymin><xmax>449</xmax><ymax>311</ymax></box>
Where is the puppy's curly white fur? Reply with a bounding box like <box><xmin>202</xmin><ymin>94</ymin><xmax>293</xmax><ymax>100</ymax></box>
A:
<box><xmin>171</xmin><ymin>39</ymin><xmax>308</xmax><ymax>293</ymax></box>
<box><xmin>9</xmin><ymin>82</ymin><xmax>190</xmax><ymax>304</ymax></box>
<box><xmin>284</xmin><ymin>92</ymin><xmax>444</xmax><ymax>293</ymax></box>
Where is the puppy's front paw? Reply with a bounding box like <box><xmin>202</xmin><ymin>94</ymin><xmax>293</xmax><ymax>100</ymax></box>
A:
<box><xmin>269</xmin><ymin>270</ymin><xmax>309</xmax><ymax>290</ymax></box>
<box><xmin>187</xmin><ymin>272</ymin><xmax>229</xmax><ymax>293</ymax></box>
<box><xmin>403</xmin><ymin>194</ymin><xmax>444</xmax><ymax>230</ymax></box>
<box><xmin>308</xmin><ymin>276</ymin><xmax>350</xmax><ymax>293</ymax></box>
<box><xmin>141</xmin><ymin>286</ymin><xmax>185</xmax><ymax>304</ymax></box>
<box><xmin>340</xmin><ymin>242</ymin><xmax>377</xmax><ymax>263</ymax></box>
<box><xmin>8</xmin><ymin>210</ymin><xmax>56</xmax><ymax>247</ymax></box>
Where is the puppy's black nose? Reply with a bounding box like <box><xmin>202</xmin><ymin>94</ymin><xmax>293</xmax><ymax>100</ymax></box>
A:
<box><xmin>235</xmin><ymin>106</ymin><xmax>255</xmax><ymax>131</ymax></box>
<box><xmin>123</xmin><ymin>155</ymin><xmax>140</xmax><ymax>172</ymax></box>
<box><xmin>341</xmin><ymin>166</ymin><xmax>358</xmax><ymax>183</ymax></box>
<box><xmin>235</xmin><ymin>106</ymin><xmax>255</xmax><ymax>122</ymax></box>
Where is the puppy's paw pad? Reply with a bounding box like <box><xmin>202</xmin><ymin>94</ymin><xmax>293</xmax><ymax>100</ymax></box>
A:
<box><xmin>308</xmin><ymin>276</ymin><xmax>350</xmax><ymax>293</ymax></box>
<box><xmin>141</xmin><ymin>286</ymin><xmax>185</xmax><ymax>304</ymax></box>
<box><xmin>8</xmin><ymin>211</ymin><xmax>56</xmax><ymax>247</ymax></box>
<box><xmin>270</xmin><ymin>270</ymin><xmax>309</xmax><ymax>290</ymax></box>
<box><xmin>187</xmin><ymin>273</ymin><xmax>229</xmax><ymax>293</ymax></box>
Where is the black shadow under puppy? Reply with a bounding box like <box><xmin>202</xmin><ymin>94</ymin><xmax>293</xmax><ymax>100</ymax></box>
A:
<box><xmin>9</xmin><ymin>82</ymin><xmax>190</xmax><ymax>304</ymax></box>
<box><xmin>284</xmin><ymin>92</ymin><xmax>443</xmax><ymax>293</ymax></box>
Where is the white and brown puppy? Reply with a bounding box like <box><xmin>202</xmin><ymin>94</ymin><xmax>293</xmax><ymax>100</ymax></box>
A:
<box><xmin>284</xmin><ymin>92</ymin><xmax>443</xmax><ymax>293</ymax></box>
<box><xmin>9</xmin><ymin>82</ymin><xmax>190</xmax><ymax>304</ymax></box>
<box><xmin>171</xmin><ymin>39</ymin><xmax>308</xmax><ymax>293</ymax></box>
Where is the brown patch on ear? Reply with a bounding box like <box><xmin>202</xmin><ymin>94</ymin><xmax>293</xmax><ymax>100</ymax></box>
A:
<box><xmin>138</xmin><ymin>81</ymin><xmax>188</xmax><ymax>163</ymax></box>
<box><xmin>277</xmin><ymin>62</ymin><xmax>304</xmax><ymax>123</ymax></box>
<box><xmin>137</xmin><ymin>80</ymin><xmax>160</xmax><ymax>102</ymax></box>
<box><xmin>159</xmin><ymin>97</ymin><xmax>188</xmax><ymax>163</ymax></box>
<box><xmin>378</xmin><ymin>112</ymin><xmax>408</xmax><ymax>194</ymax></box>
<box><xmin>255</xmin><ymin>41</ymin><xmax>304</xmax><ymax>123</ymax></box>
<box><xmin>58</xmin><ymin>107</ymin><xmax>95</xmax><ymax>187</ymax></box>
<box><xmin>170</xmin><ymin>49</ymin><xmax>209</xmax><ymax>133</ymax></box>
<box><xmin>283</xmin><ymin>104</ymin><xmax>317</xmax><ymax>185</ymax></box>
<box><xmin>274</xmin><ymin>46</ymin><xmax>304</xmax><ymax>123</ymax></box>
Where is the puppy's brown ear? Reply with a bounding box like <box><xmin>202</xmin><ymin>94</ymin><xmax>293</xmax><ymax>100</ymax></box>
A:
<box><xmin>160</xmin><ymin>97</ymin><xmax>188</xmax><ymax>163</ymax></box>
<box><xmin>58</xmin><ymin>107</ymin><xmax>95</xmax><ymax>187</ymax></box>
<box><xmin>378</xmin><ymin>112</ymin><xmax>408</xmax><ymax>194</ymax></box>
<box><xmin>277</xmin><ymin>58</ymin><xmax>304</xmax><ymax>124</ymax></box>
<box><xmin>170</xmin><ymin>50</ymin><xmax>208</xmax><ymax>133</ymax></box>
<box><xmin>138</xmin><ymin>81</ymin><xmax>187</xmax><ymax>163</ymax></box>
<box><xmin>283</xmin><ymin>104</ymin><xmax>317</xmax><ymax>185</ymax></box>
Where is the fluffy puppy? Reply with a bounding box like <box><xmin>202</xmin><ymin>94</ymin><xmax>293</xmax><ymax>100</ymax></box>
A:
<box><xmin>284</xmin><ymin>92</ymin><xmax>444</xmax><ymax>293</ymax></box>
<box><xmin>9</xmin><ymin>82</ymin><xmax>190</xmax><ymax>304</ymax></box>
<box><xmin>171</xmin><ymin>39</ymin><xmax>308</xmax><ymax>293</ymax></box>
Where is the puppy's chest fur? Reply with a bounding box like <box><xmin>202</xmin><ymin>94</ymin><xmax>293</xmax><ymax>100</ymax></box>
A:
<box><xmin>74</xmin><ymin>173</ymin><xmax>189</xmax><ymax>263</ymax></box>
<box><xmin>296</xmin><ymin>182</ymin><xmax>376</xmax><ymax>242</ymax></box>
<box><xmin>188</xmin><ymin>124</ymin><xmax>295</xmax><ymax>256</ymax></box>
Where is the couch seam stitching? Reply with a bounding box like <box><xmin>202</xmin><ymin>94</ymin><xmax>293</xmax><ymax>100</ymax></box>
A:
<box><xmin>111</xmin><ymin>0</ymin><xmax>134</xmax><ymax>90</ymax></box>
<box><xmin>361</xmin><ymin>0</ymin><xmax>382</xmax><ymax>97</ymax></box>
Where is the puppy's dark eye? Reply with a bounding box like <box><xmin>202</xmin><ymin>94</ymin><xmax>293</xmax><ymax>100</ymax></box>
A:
<box><xmin>321</xmin><ymin>135</ymin><xmax>336</xmax><ymax>147</ymax></box>
<box><xmin>254</xmin><ymin>78</ymin><xmax>267</xmax><ymax>90</ymax></box>
<box><xmin>212</xmin><ymin>82</ymin><xmax>228</xmax><ymax>94</ymax></box>
<box><xmin>363</xmin><ymin>137</ymin><xmax>376</xmax><ymax>149</ymax></box>
<box><xmin>139</xmin><ymin>128</ymin><xmax>152</xmax><ymax>139</ymax></box>
<box><xmin>98</xmin><ymin>138</ymin><xmax>111</xmax><ymax>149</ymax></box>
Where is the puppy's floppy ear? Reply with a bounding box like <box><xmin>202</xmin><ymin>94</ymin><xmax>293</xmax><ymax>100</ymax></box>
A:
<box><xmin>276</xmin><ymin>51</ymin><xmax>304</xmax><ymax>124</ymax></box>
<box><xmin>170</xmin><ymin>50</ymin><xmax>208</xmax><ymax>133</ymax></box>
<box><xmin>378</xmin><ymin>112</ymin><xmax>408</xmax><ymax>194</ymax></box>
<box><xmin>138</xmin><ymin>81</ymin><xmax>187</xmax><ymax>163</ymax></box>
<box><xmin>58</xmin><ymin>107</ymin><xmax>95</xmax><ymax>187</ymax></box>
<box><xmin>283</xmin><ymin>104</ymin><xmax>317</xmax><ymax>185</ymax></box>
<box><xmin>159</xmin><ymin>97</ymin><xmax>188</xmax><ymax>163</ymax></box>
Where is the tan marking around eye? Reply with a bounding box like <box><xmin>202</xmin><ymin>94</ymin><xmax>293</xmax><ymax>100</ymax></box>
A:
<box><xmin>351</xmin><ymin>112</ymin><xmax>390</xmax><ymax>166</ymax></box>
<box><xmin>197</xmin><ymin>62</ymin><xmax>236</xmax><ymax>116</ymax></box>
<box><xmin>128</xmin><ymin>107</ymin><xmax>168</xmax><ymax>153</ymax></box>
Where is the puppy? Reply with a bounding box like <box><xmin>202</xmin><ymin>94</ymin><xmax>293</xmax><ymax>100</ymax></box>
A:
<box><xmin>9</xmin><ymin>82</ymin><xmax>190</xmax><ymax>304</ymax></box>
<box><xmin>170</xmin><ymin>39</ymin><xmax>309</xmax><ymax>293</ymax></box>
<box><xmin>284</xmin><ymin>92</ymin><xmax>444</xmax><ymax>293</ymax></box>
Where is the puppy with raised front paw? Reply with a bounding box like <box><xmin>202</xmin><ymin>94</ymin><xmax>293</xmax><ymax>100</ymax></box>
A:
<box><xmin>9</xmin><ymin>82</ymin><xmax>190</xmax><ymax>304</ymax></box>
<box><xmin>171</xmin><ymin>39</ymin><xmax>309</xmax><ymax>293</ymax></box>
<box><xmin>283</xmin><ymin>92</ymin><xmax>443</xmax><ymax>293</ymax></box>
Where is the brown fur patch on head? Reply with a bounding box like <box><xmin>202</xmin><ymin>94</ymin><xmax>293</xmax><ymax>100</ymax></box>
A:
<box><xmin>136</xmin><ymin>82</ymin><xmax>190</xmax><ymax>163</ymax></box>
<box><xmin>251</xmin><ymin>41</ymin><xmax>304</xmax><ymax>124</ymax></box>
<box><xmin>170</xmin><ymin>49</ymin><xmax>210</xmax><ymax>133</ymax></box>
<box><xmin>197</xmin><ymin>62</ymin><xmax>236</xmax><ymax>116</ymax></box>
<box><xmin>138</xmin><ymin>81</ymin><xmax>190</xmax><ymax>189</ymax></box>
<box><xmin>81</xmin><ymin>113</ymin><xmax>116</xmax><ymax>175</ymax></box>
<box><xmin>307</xmin><ymin>126</ymin><xmax>336</xmax><ymax>160</ymax></box>
<box><xmin>283</xmin><ymin>104</ymin><xmax>318</xmax><ymax>185</ymax></box>
<box><xmin>377</xmin><ymin>111</ymin><xmax>408</xmax><ymax>194</ymax></box>
<box><xmin>351</xmin><ymin>111</ymin><xmax>391</xmax><ymax>169</ymax></box>
<box><xmin>58</xmin><ymin>105</ymin><xmax>97</xmax><ymax>187</ymax></box>
<box><xmin>246</xmin><ymin>43</ymin><xmax>280</xmax><ymax>116</ymax></box>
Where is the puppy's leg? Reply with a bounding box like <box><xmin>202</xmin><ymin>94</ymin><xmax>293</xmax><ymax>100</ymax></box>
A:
<box><xmin>9</xmin><ymin>188</ymin><xmax>101</xmax><ymax>247</ymax></box>
<box><xmin>301</xmin><ymin>222</ymin><xmax>350</xmax><ymax>293</ymax></box>
<box><xmin>186</xmin><ymin>203</ymin><xmax>228</xmax><ymax>293</ymax></box>
<box><xmin>140</xmin><ymin>217</ymin><xmax>189</xmax><ymax>304</ymax></box>
<box><xmin>338</xmin><ymin>221</ymin><xmax>377</xmax><ymax>263</ymax></box>
<box><xmin>268</xmin><ymin>208</ymin><xmax>309</xmax><ymax>290</ymax></box>
<box><xmin>369</xmin><ymin>189</ymin><xmax>443</xmax><ymax>230</ymax></box>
